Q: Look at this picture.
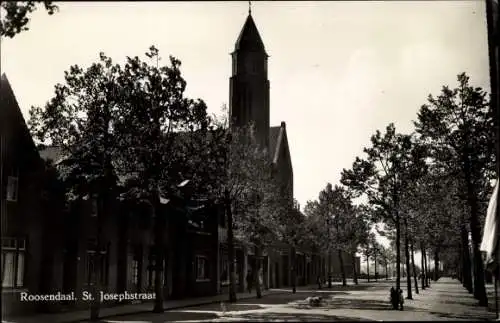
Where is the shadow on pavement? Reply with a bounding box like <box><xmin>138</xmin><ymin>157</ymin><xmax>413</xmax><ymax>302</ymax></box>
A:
<box><xmin>226</xmin><ymin>312</ymin><xmax>377</xmax><ymax>322</ymax></box>
<box><xmin>297</xmin><ymin>297</ymin><xmax>394</xmax><ymax>312</ymax></box>
<box><xmin>293</xmin><ymin>285</ymin><xmax>379</xmax><ymax>292</ymax></box>
<box><xmin>94</xmin><ymin>310</ymin><xmax>219</xmax><ymax>323</ymax></box>
<box><xmin>429</xmin><ymin>311</ymin><xmax>491</xmax><ymax>321</ymax></box>
<box><xmin>191</xmin><ymin>303</ymin><xmax>264</xmax><ymax>312</ymax></box>
<box><xmin>240</xmin><ymin>293</ymin><xmax>341</xmax><ymax>305</ymax></box>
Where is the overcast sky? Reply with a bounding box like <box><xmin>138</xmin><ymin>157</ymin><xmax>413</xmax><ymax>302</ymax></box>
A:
<box><xmin>1</xmin><ymin>1</ymin><xmax>491</xmax><ymax>215</ymax></box>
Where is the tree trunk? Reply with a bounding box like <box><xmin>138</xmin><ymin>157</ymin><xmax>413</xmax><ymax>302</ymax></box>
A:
<box><xmin>458</xmin><ymin>242</ymin><xmax>463</xmax><ymax>283</ymax></box>
<box><xmin>374</xmin><ymin>251</ymin><xmax>378</xmax><ymax>282</ymax></box>
<box><xmin>410</xmin><ymin>240</ymin><xmax>419</xmax><ymax>294</ymax></box>
<box><xmin>464</xmin><ymin>155</ymin><xmax>488</xmax><ymax>306</ymax></box>
<box><xmin>338</xmin><ymin>249</ymin><xmax>346</xmax><ymax>286</ymax></box>
<box><xmin>420</xmin><ymin>243</ymin><xmax>426</xmax><ymax>290</ymax></box>
<box><xmin>433</xmin><ymin>250</ymin><xmax>439</xmax><ymax>281</ymax></box>
<box><xmin>395</xmin><ymin>205</ymin><xmax>401</xmax><ymax>291</ymax></box>
<box><xmin>460</xmin><ymin>225</ymin><xmax>473</xmax><ymax>293</ymax></box>
<box><xmin>152</xmin><ymin>202</ymin><xmax>166</xmax><ymax>313</ymax></box>
<box><xmin>328</xmin><ymin>252</ymin><xmax>332</xmax><ymax>288</ymax></box>
<box><xmin>255</xmin><ymin>246</ymin><xmax>263</xmax><ymax>299</ymax></box>
<box><xmin>385</xmin><ymin>262</ymin><xmax>389</xmax><ymax>280</ymax></box>
<box><xmin>404</xmin><ymin>218</ymin><xmax>412</xmax><ymax>300</ymax></box>
<box><xmin>224</xmin><ymin>194</ymin><xmax>237</xmax><ymax>303</ymax></box>
<box><xmin>291</xmin><ymin>246</ymin><xmax>297</xmax><ymax>293</ymax></box>
<box><xmin>366</xmin><ymin>253</ymin><xmax>370</xmax><ymax>282</ymax></box>
<box><xmin>352</xmin><ymin>253</ymin><xmax>359</xmax><ymax>285</ymax></box>
<box><xmin>91</xmin><ymin>191</ymin><xmax>111</xmax><ymax>320</ymax></box>
<box><xmin>426</xmin><ymin>250</ymin><xmax>431</xmax><ymax>287</ymax></box>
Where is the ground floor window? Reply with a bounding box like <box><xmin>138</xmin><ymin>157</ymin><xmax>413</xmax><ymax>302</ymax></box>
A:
<box><xmin>147</xmin><ymin>246</ymin><xmax>166</xmax><ymax>288</ymax></box>
<box><xmin>128</xmin><ymin>245</ymin><xmax>142</xmax><ymax>286</ymax></box>
<box><xmin>85</xmin><ymin>240</ymin><xmax>110</xmax><ymax>286</ymax></box>
<box><xmin>1</xmin><ymin>237</ymin><xmax>25</xmax><ymax>288</ymax></box>
<box><xmin>196</xmin><ymin>255</ymin><xmax>209</xmax><ymax>281</ymax></box>
<box><xmin>132</xmin><ymin>260</ymin><xmax>139</xmax><ymax>285</ymax></box>
<box><xmin>220</xmin><ymin>253</ymin><xmax>229</xmax><ymax>285</ymax></box>
<box><xmin>220</xmin><ymin>251</ymin><xmax>240</xmax><ymax>286</ymax></box>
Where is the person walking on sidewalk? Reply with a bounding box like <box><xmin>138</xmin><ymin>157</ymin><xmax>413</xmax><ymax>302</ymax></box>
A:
<box><xmin>246</xmin><ymin>270</ymin><xmax>253</xmax><ymax>294</ymax></box>
<box><xmin>398</xmin><ymin>288</ymin><xmax>404</xmax><ymax>310</ymax></box>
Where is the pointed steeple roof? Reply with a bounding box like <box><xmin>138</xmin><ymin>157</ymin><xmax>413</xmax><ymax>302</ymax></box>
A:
<box><xmin>234</xmin><ymin>13</ymin><xmax>267</xmax><ymax>53</ymax></box>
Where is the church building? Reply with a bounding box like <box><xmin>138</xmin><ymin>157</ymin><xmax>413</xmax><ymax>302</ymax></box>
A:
<box><xmin>229</xmin><ymin>9</ymin><xmax>293</xmax><ymax>213</ymax></box>
<box><xmin>218</xmin><ymin>8</ymin><xmax>296</xmax><ymax>292</ymax></box>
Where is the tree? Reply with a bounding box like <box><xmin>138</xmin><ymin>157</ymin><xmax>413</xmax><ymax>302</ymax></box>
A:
<box><xmin>414</xmin><ymin>73</ymin><xmax>496</xmax><ymax>306</ymax></box>
<box><xmin>196</xmin><ymin>113</ymin><xmax>284</xmax><ymax>302</ymax></box>
<box><xmin>29</xmin><ymin>51</ymin><xmax>127</xmax><ymax>319</ymax></box>
<box><xmin>313</xmin><ymin>183</ymin><xmax>354</xmax><ymax>287</ymax></box>
<box><xmin>278</xmin><ymin>199</ymin><xmax>305</xmax><ymax>294</ymax></box>
<box><xmin>371</xmin><ymin>239</ymin><xmax>383</xmax><ymax>282</ymax></box>
<box><xmin>346</xmin><ymin>205</ymin><xmax>371</xmax><ymax>285</ymax></box>
<box><xmin>232</xmin><ymin>140</ymin><xmax>288</xmax><ymax>299</ymax></box>
<box><xmin>377</xmin><ymin>244</ymin><xmax>395</xmax><ymax>280</ymax></box>
<box><xmin>303</xmin><ymin>200</ymin><xmax>327</xmax><ymax>281</ymax></box>
<box><xmin>1</xmin><ymin>1</ymin><xmax>58</xmax><ymax>38</ymax></box>
<box><xmin>111</xmin><ymin>46</ymin><xmax>210</xmax><ymax>312</ymax></box>
<box><xmin>341</xmin><ymin>125</ymin><xmax>427</xmax><ymax>292</ymax></box>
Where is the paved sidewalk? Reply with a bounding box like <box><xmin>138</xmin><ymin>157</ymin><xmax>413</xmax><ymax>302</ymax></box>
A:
<box><xmin>198</xmin><ymin>277</ymin><xmax>499</xmax><ymax>322</ymax></box>
<box><xmin>285</xmin><ymin>277</ymin><xmax>498</xmax><ymax>321</ymax></box>
<box><xmin>3</xmin><ymin>286</ymin><xmax>317</xmax><ymax>323</ymax></box>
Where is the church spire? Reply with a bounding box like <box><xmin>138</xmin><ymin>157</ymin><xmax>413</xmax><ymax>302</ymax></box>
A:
<box><xmin>233</xmin><ymin>7</ymin><xmax>266</xmax><ymax>53</ymax></box>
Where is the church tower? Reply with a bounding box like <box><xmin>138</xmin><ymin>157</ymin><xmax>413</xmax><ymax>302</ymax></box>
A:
<box><xmin>229</xmin><ymin>9</ymin><xmax>270</xmax><ymax>149</ymax></box>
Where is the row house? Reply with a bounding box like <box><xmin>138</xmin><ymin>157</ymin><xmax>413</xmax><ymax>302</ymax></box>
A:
<box><xmin>1</xmin><ymin>75</ymin><xmax>220</xmax><ymax>318</ymax></box>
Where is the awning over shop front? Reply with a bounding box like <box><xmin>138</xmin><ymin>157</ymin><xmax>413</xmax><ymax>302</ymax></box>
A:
<box><xmin>480</xmin><ymin>179</ymin><xmax>499</xmax><ymax>271</ymax></box>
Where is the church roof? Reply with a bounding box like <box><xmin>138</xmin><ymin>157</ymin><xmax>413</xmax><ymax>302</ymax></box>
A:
<box><xmin>269</xmin><ymin>126</ymin><xmax>281</xmax><ymax>163</ymax></box>
<box><xmin>234</xmin><ymin>14</ymin><xmax>267</xmax><ymax>53</ymax></box>
<box><xmin>269</xmin><ymin>122</ymin><xmax>288</xmax><ymax>165</ymax></box>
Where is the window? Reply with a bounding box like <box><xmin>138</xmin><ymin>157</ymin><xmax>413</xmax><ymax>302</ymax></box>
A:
<box><xmin>90</xmin><ymin>198</ymin><xmax>98</xmax><ymax>217</ymax></box>
<box><xmin>147</xmin><ymin>246</ymin><xmax>165</xmax><ymax>288</ymax></box>
<box><xmin>196</xmin><ymin>256</ymin><xmax>209</xmax><ymax>281</ymax></box>
<box><xmin>220</xmin><ymin>254</ymin><xmax>229</xmax><ymax>285</ymax></box>
<box><xmin>1</xmin><ymin>238</ymin><xmax>26</xmax><ymax>288</ymax></box>
<box><xmin>220</xmin><ymin>253</ymin><xmax>240</xmax><ymax>286</ymax></box>
<box><xmin>85</xmin><ymin>240</ymin><xmax>109</xmax><ymax>286</ymax></box>
<box><xmin>147</xmin><ymin>267</ymin><xmax>154</xmax><ymax>288</ymax></box>
<box><xmin>6</xmin><ymin>176</ymin><xmax>18</xmax><ymax>202</ymax></box>
<box><xmin>130</xmin><ymin>247</ymin><xmax>141</xmax><ymax>286</ymax></box>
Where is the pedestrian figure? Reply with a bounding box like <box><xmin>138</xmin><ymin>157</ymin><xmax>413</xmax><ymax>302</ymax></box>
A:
<box><xmin>390</xmin><ymin>287</ymin><xmax>398</xmax><ymax>310</ymax></box>
<box><xmin>398</xmin><ymin>288</ymin><xmax>404</xmax><ymax>310</ymax></box>
<box><xmin>220</xmin><ymin>301</ymin><xmax>227</xmax><ymax>314</ymax></box>
<box><xmin>317</xmin><ymin>275</ymin><xmax>322</xmax><ymax>289</ymax></box>
<box><xmin>246</xmin><ymin>270</ymin><xmax>253</xmax><ymax>294</ymax></box>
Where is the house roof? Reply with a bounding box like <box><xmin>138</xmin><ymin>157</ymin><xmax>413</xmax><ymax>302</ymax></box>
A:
<box><xmin>1</xmin><ymin>73</ymin><xmax>42</xmax><ymax>169</ymax></box>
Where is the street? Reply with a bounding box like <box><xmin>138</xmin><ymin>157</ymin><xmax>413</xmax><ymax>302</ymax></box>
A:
<box><xmin>91</xmin><ymin>278</ymin><xmax>497</xmax><ymax>322</ymax></box>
